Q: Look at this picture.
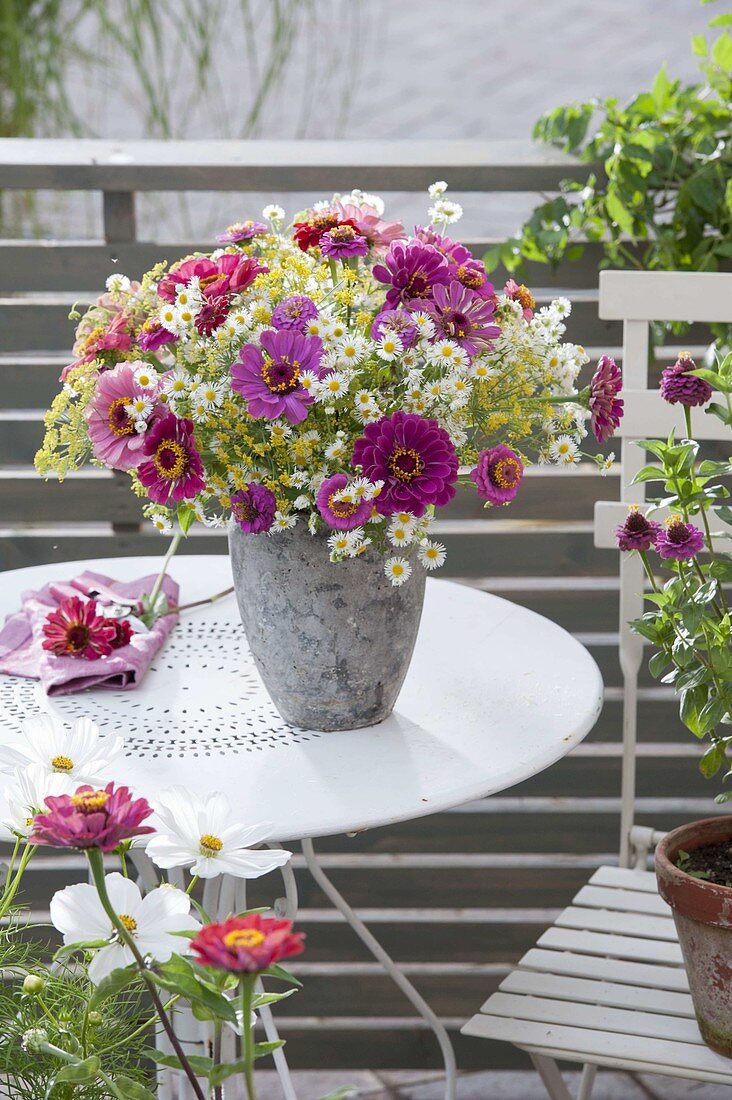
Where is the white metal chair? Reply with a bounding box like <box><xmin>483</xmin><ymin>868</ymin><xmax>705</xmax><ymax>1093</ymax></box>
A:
<box><xmin>462</xmin><ymin>270</ymin><xmax>732</xmax><ymax>1098</ymax></box>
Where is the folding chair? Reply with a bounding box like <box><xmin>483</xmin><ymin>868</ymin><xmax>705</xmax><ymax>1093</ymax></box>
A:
<box><xmin>462</xmin><ymin>270</ymin><xmax>732</xmax><ymax>1098</ymax></box>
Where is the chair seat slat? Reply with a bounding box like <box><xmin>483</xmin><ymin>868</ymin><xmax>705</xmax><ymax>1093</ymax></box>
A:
<box><xmin>518</xmin><ymin>947</ymin><xmax>689</xmax><ymax>991</ymax></box>
<box><xmin>572</xmin><ymin>884</ymin><xmax>670</xmax><ymax>916</ymax></box>
<box><xmin>538</xmin><ymin>926</ymin><xmax>684</xmax><ymax>965</ymax></box>
<box><xmin>588</xmin><ymin>867</ymin><xmax>658</xmax><ymax>893</ymax></box>
<box><xmin>555</xmin><ymin>905</ymin><xmax>677</xmax><ymax>942</ymax></box>
<box><xmin>498</xmin><ymin>970</ymin><xmax>694</xmax><ymax>1017</ymax></box>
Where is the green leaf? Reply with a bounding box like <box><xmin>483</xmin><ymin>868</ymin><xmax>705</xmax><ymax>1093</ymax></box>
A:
<box><xmin>692</xmin><ymin>33</ymin><xmax>709</xmax><ymax>55</ymax></box>
<box><xmin>632</xmin><ymin>464</ymin><xmax>665</xmax><ymax>483</ymax></box>
<box><xmin>148</xmin><ymin>1050</ymin><xmax>213</xmax><ymax>1076</ymax></box>
<box><xmin>701</xmin><ymin>740</ymin><xmax>728</xmax><ymax>779</ymax></box>
<box><xmin>651</xmin><ymin>64</ymin><xmax>672</xmax><ymax>109</ymax></box>
<box><xmin>605</xmin><ymin>188</ymin><xmax>634</xmax><ymax>235</ymax></box>
<box><xmin>56</xmin><ymin>1056</ymin><xmax>100</xmax><ymax>1083</ymax></box>
<box><xmin>177</xmin><ymin>501</ymin><xmax>196</xmax><ymax>536</ymax></box>
<box><xmin>711</xmin><ymin>30</ymin><xmax>732</xmax><ymax>73</ymax></box>
<box><xmin>89</xmin><ymin>965</ymin><xmax>139</xmax><ymax>1010</ymax></box>
<box><xmin>254</xmin><ymin>1040</ymin><xmax>286</xmax><ymax>1058</ymax></box>
<box><xmin>113</xmin><ymin>1077</ymin><xmax>158</xmax><ymax>1100</ymax></box>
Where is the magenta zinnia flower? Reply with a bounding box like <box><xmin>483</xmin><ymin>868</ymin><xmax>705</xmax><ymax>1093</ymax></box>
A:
<box><xmin>420</xmin><ymin>280</ymin><xmax>501</xmax><ymax>354</ymax></box>
<box><xmin>589</xmin><ymin>356</ymin><xmax>624</xmax><ymax>443</ymax></box>
<box><xmin>191</xmin><ymin>914</ymin><xmax>304</xmax><ymax>974</ymax></box>
<box><xmin>655</xmin><ymin>517</ymin><xmax>705</xmax><ymax>561</ymax></box>
<box><xmin>373</xmin><ymin>239</ymin><xmax>451</xmax><ymax>309</ymax></box>
<box><xmin>137</xmin><ymin>413</ymin><xmax>206</xmax><ymax>506</ymax></box>
<box><xmin>85</xmin><ymin>362</ymin><xmax>160</xmax><ymax>472</ymax></box>
<box><xmin>230</xmin><ymin>484</ymin><xmax>277</xmax><ymax>534</ymax></box>
<box><xmin>157</xmin><ymin>254</ymin><xmax>266</xmax><ymax>302</ymax></box>
<box><xmin>271</xmin><ymin>295</ymin><xmax>318</xmax><ymax>333</ymax></box>
<box><xmin>469</xmin><ymin>445</ymin><xmax>523</xmax><ymax>506</ymax></box>
<box><xmin>31</xmin><ymin>782</ymin><xmax>154</xmax><ymax>852</ymax></box>
<box><xmin>195</xmin><ymin>293</ymin><xmax>229</xmax><ymax>336</ymax></box>
<box><xmin>319</xmin><ymin>224</ymin><xmax>368</xmax><ymax>259</ymax></box>
<box><xmin>316</xmin><ymin>474</ymin><xmax>373</xmax><ymax>530</ymax></box>
<box><xmin>352</xmin><ymin>411</ymin><xmax>459</xmax><ymax>517</ymax></box>
<box><xmin>371</xmin><ymin>310</ymin><xmax>419</xmax><ymax>348</ymax></box>
<box><xmin>231</xmin><ymin>329</ymin><xmax>323</xmax><ymax>424</ymax></box>
<box><xmin>137</xmin><ymin>316</ymin><xmax>178</xmax><ymax>352</ymax></box>
<box><xmin>615</xmin><ymin>508</ymin><xmax>662</xmax><ymax>552</ymax></box>
<box><xmin>216</xmin><ymin>220</ymin><xmax>268</xmax><ymax>244</ymax></box>
<box><xmin>42</xmin><ymin>596</ymin><xmax>117</xmax><ymax>660</ymax></box>
<box><xmin>660</xmin><ymin>353</ymin><xmax>713</xmax><ymax>408</ymax></box>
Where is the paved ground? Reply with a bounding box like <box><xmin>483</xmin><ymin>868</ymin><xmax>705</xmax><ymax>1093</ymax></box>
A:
<box><xmin>253</xmin><ymin>1069</ymin><xmax>732</xmax><ymax>1098</ymax></box>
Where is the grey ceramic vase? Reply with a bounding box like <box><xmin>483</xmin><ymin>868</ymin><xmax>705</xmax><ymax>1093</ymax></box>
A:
<box><xmin>228</xmin><ymin>519</ymin><xmax>426</xmax><ymax>731</ymax></box>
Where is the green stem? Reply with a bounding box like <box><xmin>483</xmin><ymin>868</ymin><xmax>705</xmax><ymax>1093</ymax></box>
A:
<box><xmin>156</xmin><ymin>587</ymin><xmax>235</xmax><ymax>620</ymax></box>
<box><xmin>0</xmin><ymin>843</ymin><xmax>36</xmax><ymax>919</ymax></box>
<box><xmin>86</xmin><ymin>850</ymin><xmax>206</xmax><ymax>1100</ymax></box>
<box><xmin>240</xmin><ymin>975</ymin><xmax>257</xmax><ymax>1100</ymax></box>
<box><xmin>186</xmin><ymin>874</ymin><xmax>199</xmax><ymax>896</ymax></box>
<box><xmin>37</xmin><ymin>1040</ymin><xmax>127</xmax><ymax>1100</ymax></box>
<box><xmin>148</xmin><ymin>532</ymin><xmax>182</xmax><ymax>610</ymax></box>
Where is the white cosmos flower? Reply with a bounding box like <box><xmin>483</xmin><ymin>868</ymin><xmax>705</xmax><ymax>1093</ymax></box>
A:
<box><xmin>50</xmin><ymin>873</ymin><xmax>199</xmax><ymax>985</ymax></box>
<box><xmin>0</xmin><ymin>713</ymin><xmax>123</xmax><ymax>785</ymax></box>
<box><xmin>146</xmin><ymin>788</ymin><xmax>291</xmax><ymax>880</ymax></box>
<box><xmin>5</xmin><ymin>764</ymin><xmax>75</xmax><ymax>838</ymax></box>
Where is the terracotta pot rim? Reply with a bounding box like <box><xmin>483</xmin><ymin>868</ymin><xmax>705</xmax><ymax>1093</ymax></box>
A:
<box><xmin>655</xmin><ymin>815</ymin><xmax>732</xmax><ymax>928</ymax></box>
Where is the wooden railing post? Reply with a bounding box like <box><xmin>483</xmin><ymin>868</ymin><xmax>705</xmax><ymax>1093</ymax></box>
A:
<box><xmin>104</xmin><ymin>189</ymin><xmax>142</xmax><ymax>536</ymax></box>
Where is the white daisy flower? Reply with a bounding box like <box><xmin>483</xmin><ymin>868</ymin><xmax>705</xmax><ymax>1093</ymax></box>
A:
<box><xmin>299</xmin><ymin>370</ymin><xmax>319</xmax><ymax>393</ymax></box>
<box><xmin>271</xmin><ymin>510</ymin><xmax>297</xmax><ymax>532</ymax></box>
<box><xmin>336</xmin><ymin>334</ymin><xmax>368</xmax><ymax>366</ymax></box>
<box><xmin>146</xmin><ymin>787</ymin><xmax>290</xmax><ymax>880</ymax></box>
<box><xmin>175</xmin><ymin>288</ymin><xmax>202</xmax><ymax>313</ymax></box>
<box><xmin>411</xmin><ymin>311</ymin><xmax>436</xmax><ymax>339</ymax></box>
<box><xmin>174</xmin><ymin>304</ymin><xmax>197</xmax><ymax>330</ymax></box>
<box><xmin>428</xmin><ymin>181</ymin><xmax>448</xmax><ymax>199</ymax></box>
<box><xmin>549</xmin><ymin>435</ymin><xmax>580</xmax><ymax>465</ymax></box>
<box><xmin>293</xmin><ymin>494</ymin><xmax>311</xmax><ymax>511</ymax></box>
<box><xmin>190</xmin><ymin>400</ymin><xmax>210</xmax><ymax>423</ymax></box>
<box><xmin>355</xmin><ymin>402</ymin><xmax>381</xmax><ymax>424</ymax></box>
<box><xmin>5</xmin><ymin>764</ymin><xmax>75</xmax><ymax>838</ymax></box>
<box><xmin>325</xmin><ymin>439</ymin><xmax>348</xmax><ymax>460</ymax></box>
<box><xmin>50</xmin><ymin>873</ymin><xmax>199</xmax><ymax>985</ymax></box>
<box><xmin>328</xmin><ymin>531</ymin><xmax>352</xmax><ymax>556</ymax></box>
<box><xmin>262</xmin><ymin>204</ymin><xmax>285</xmax><ymax>226</ymax></box>
<box><xmin>429</xmin><ymin>340</ymin><xmax>463</xmax><ymax>368</ymax></box>
<box><xmin>354</xmin><ymin>388</ymin><xmax>376</xmax><ymax>409</ymax></box>
<box><xmin>376</xmin><ymin>332</ymin><xmax>403</xmax><ymax>362</ymax></box>
<box><xmin>329</xmin><ymin>320</ymin><xmax>348</xmax><ymax>342</ymax></box>
<box><xmin>162</xmin><ymin>369</ymin><xmax>190</xmax><ymax>398</ymax></box>
<box><xmin>150</xmin><ymin>513</ymin><xmax>173</xmax><ymax>535</ymax></box>
<box><xmin>158</xmin><ymin>304</ymin><xmax>179</xmax><ymax>332</ymax></box>
<box><xmin>351</xmin><ymin>477</ymin><xmax>382</xmax><ymax>502</ymax></box>
<box><xmin>192</xmin><ymin>380</ymin><xmax>226</xmax><ymax>410</ymax></box>
<box><xmin>289</xmin><ymin>470</ymin><xmax>310</xmax><ymax>489</ymax></box>
<box><xmin>304</xmin><ymin>317</ymin><xmax>331</xmax><ymax>340</ymax></box>
<box><xmin>105</xmin><ymin>273</ymin><xmax>131</xmax><ymax>294</ymax></box>
<box><xmin>133</xmin><ymin>365</ymin><xmax>157</xmax><ymax>390</ymax></box>
<box><xmin>387</xmin><ymin>520</ymin><xmax>413</xmax><ymax>547</ymax></box>
<box><xmin>550</xmin><ymin>297</ymin><xmax>572</xmax><ymax>319</ymax></box>
<box><xmin>124</xmin><ymin>395</ymin><xmax>154</xmax><ymax>422</ymax></box>
<box><xmin>418</xmin><ymin>540</ymin><xmax>447</xmax><ymax>571</ymax></box>
<box><xmin>428</xmin><ymin>198</ymin><xmax>463</xmax><ymax>224</ymax></box>
<box><xmin>316</xmin><ymin>372</ymin><xmax>349</xmax><ymax>401</ymax></box>
<box><xmin>394</xmin><ymin>512</ymin><xmax>417</xmax><ymax>530</ymax></box>
<box><xmin>0</xmin><ymin>713</ymin><xmax>123</xmax><ymax>785</ymax></box>
<box><xmin>469</xmin><ymin>361</ymin><xmax>495</xmax><ymax>381</ymax></box>
<box><xmin>600</xmin><ymin>452</ymin><xmax>615</xmax><ymax>476</ymax></box>
<box><xmin>384</xmin><ymin>556</ymin><xmax>412</xmax><ymax>586</ymax></box>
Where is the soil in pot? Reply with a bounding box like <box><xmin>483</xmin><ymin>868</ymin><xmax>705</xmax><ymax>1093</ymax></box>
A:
<box><xmin>677</xmin><ymin>841</ymin><xmax>732</xmax><ymax>888</ymax></box>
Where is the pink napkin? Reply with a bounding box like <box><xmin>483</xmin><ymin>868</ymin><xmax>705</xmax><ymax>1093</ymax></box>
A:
<box><xmin>0</xmin><ymin>570</ymin><xmax>179</xmax><ymax>696</ymax></box>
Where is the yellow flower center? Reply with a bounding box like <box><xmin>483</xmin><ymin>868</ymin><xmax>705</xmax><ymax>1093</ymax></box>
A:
<box><xmin>51</xmin><ymin>755</ymin><xmax>74</xmax><ymax>773</ymax></box>
<box><xmin>261</xmin><ymin>355</ymin><xmax>301</xmax><ymax>395</ymax></box>
<box><xmin>493</xmin><ymin>458</ymin><xmax>521</xmax><ymax>490</ymax></box>
<box><xmin>199</xmin><ymin>833</ymin><xmax>223</xmax><ymax>855</ymax></box>
<box><xmin>71</xmin><ymin>790</ymin><xmax>110</xmax><ymax>814</ymax></box>
<box><xmin>328</xmin><ymin>493</ymin><xmax>358</xmax><ymax>519</ymax></box>
<box><xmin>388</xmin><ymin>447</ymin><xmax>424</xmax><ymax>483</ymax></box>
<box><xmin>107</xmin><ymin>397</ymin><xmax>135</xmax><ymax>437</ymax></box>
<box><xmin>223</xmin><ymin>928</ymin><xmax>266</xmax><ymax>950</ymax></box>
<box><xmin>154</xmin><ymin>439</ymin><xmax>187</xmax><ymax>480</ymax></box>
<box><xmin>118</xmin><ymin>913</ymin><xmax>137</xmax><ymax>932</ymax></box>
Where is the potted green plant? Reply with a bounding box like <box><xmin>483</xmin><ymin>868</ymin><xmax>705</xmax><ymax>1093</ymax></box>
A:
<box><xmin>614</xmin><ymin>348</ymin><xmax>732</xmax><ymax>1054</ymax></box>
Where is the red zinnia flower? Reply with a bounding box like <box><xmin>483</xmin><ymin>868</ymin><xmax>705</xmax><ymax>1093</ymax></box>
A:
<box><xmin>42</xmin><ymin>597</ymin><xmax>118</xmax><ymax>661</ymax></box>
<box><xmin>31</xmin><ymin>782</ymin><xmax>154</xmax><ymax>852</ymax></box>
<box><xmin>191</xmin><ymin>914</ymin><xmax>305</xmax><ymax>974</ymax></box>
<box><xmin>138</xmin><ymin>412</ymin><xmax>206</xmax><ymax>506</ymax></box>
<box><xmin>107</xmin><ymin>618</ymin><xmax>134</xmax><ymax>649</ymax></box>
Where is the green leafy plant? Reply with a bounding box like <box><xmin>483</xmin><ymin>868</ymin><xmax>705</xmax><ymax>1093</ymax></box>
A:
<box><xmin>487</xmin><ymin>10</ymin><xmax>732</xmax><ymax>340</ymax></box>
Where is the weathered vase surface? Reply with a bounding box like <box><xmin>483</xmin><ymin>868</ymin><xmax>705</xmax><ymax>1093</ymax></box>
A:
<box><xmin>228</xmin><ymin>520</ymin><xmax>426</xmax><ymax>731</ymax></box>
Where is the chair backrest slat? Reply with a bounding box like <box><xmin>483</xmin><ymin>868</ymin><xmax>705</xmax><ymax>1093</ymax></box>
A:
<box><xmin>595</xmin><ymin>270</ymin><xmax>732</xmax><ymax>867</ymax></box>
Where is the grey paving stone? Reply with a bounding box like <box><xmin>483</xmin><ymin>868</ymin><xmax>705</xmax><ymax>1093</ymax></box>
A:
<box><xmin>634</xmin><ymin>1074</ymin><xmax>732</xmax><ymax>1099</ymax></box>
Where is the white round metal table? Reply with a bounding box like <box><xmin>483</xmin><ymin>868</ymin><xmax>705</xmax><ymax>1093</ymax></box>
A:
<box><xmin>0</xmin><ymin>556</ymin><xmax>604</xmax><ymax>1100</ymax></box>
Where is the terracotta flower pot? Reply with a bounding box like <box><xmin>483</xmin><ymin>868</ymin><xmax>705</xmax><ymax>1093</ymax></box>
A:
<box><xmin>655</xmin><ymin>816</ymin><xmax>732</xmax><ymax>1056</ymax></box>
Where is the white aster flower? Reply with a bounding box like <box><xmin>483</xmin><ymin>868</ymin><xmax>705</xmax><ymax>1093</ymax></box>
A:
<box><xmin>190</xmin><ymin>399</ymin><xmax>210</xmax><ymax>423</ymax></box>
<box><xmin>124</xmin><ymin>395</ymin><xmax>154</xmax><ymax>422</ymax></box>
<box><xmin>0</xmin><ymin>713</ymin><xmax>123</xmax><ymax>785</ymax></box>
<box><xmin>299</xmin><ymin>370</ymin><xmax>319</xmax><ymax>393</ymax></box>
<box><xmin>384</xmin><ymin>556</ymin><xmax>412</xmax><ymax>586</ymax></box>
<box><xmin>293</xmin><ymin>494</ymin><xmax>311</xmax><ymax>511</ymax></box>
<box><xmin>147</xmin><ymin>788</ymin><xmax>290</xmax><ymax>880</ymax></box>
<box><xmin>316</xmin><ymin>372</ymin><xmax>349</xmax><ymax>401</ymax></box>
<box><xmin>158</xmin><ymin>304</ymin><xmax>179</xmax><ymax>332</ymax></box>
<box><xmin>192</xmin><ymin>380</ymin><xmax>226</xmax><ymax>410</ymax></box>
<box><xmin>550</xmin><ymin>297</ymin><xmax>571</xmax><ymax>319</ymax></box>
<box><xmin>376</xmin><ymin>332</ymin><xmax>403</xmax><ymax>362</ymax></box>
<box><xmin>162</xmin><ymin>369</ymin><xmax>190</xmax><ymax>398</ymax></box>
<box><xmin>418</xmin><ymin>540</ymin><xmax>447</xmax><ymax>571</ymax></box>
<box><xmin>50</xmin><ymin>873</ymin><xmax>199</xmax><ymax>985</ymax></box>
<box><xmin>328</xmin><ymin>531</ymin><xmax>352</xmax><ymax>556</ymax></box>
<box><xmin>394</xmin><ymin>512</ymin><xmax>417</xmax><ymax>531</ymax></box>
<box><xmin>336</xmin><ymin>334</ymin><xmax>368</xmax><ymax>366</ymax></box>
<box><xmin>105</xmin><ymin>273</ymin><xmax>131</xmax><ymax>294</ymax></box>
<box><xmin>351</xmin><ymin>477</ymin><xmax>382</xmax><ymax>502</ymax></box>
<box><xmin>429</xmin><ymin>198</ymin><xmax>463</xmax><ymax>224</ymax></box>
<box><xmin>133</xmin><ymin>365</ymin><xmax>158</xmax><ymax>390</ymax></box>
<box><xmin>549</xmin><ymin>435</ymin><xmax>580</xmax><ymax>465</ymax></box>
<box><xmin>305</xmin><ymin>317</ymin><xmax>331</xmax><ymax>340</ymax></box>
<box><xmin>469</xmin><ymin>360</ymin><xmax>495</xmax><ymax>381</ymax></box>
<box><xmin>354</xmin><ymin>388</ymin><xmax>377</xmax><ymax>409</ymax></box>
<box><xmin>271</xmin><ymin>510</ymin><xmax>297</xmax><ymax>531</ymax></box>
<box><xmin>429</xmin><ymin>340</ymin><xmax>463</xmax><ymax>368</ymax></box>
<box><xmin>5</xmin><ymin>764</ymin><xmax>75</xmax><ymax>838</ymax></box>
<box><xmin>173</xmin><ymin>304</ymin><xmax>197</xmax><ymax>330</ymax></box>
<box><xmin>428</xmin><ymin>181</ymin><xmax>448</xmax><ymax>199</ymax></box>
<box><xmin>289</xmin><ymin>470</ymin><xmax>310</xmax><ymax>489</ymax></box>
<box><xmin>150</xmin><ymin>513</ymin><xmax>173</xmax><ymax>535</ymax></box>
<box><xmin>325</xmin><ymin>438</ymin><xmax>348</xmax><ymax>461</ymax></box>
<box><xmin>387</xmin><ymin>519</ymin><xmax>413</xmax><ymax>547</ymax></box>
<box><xmin>411</xmin><ymin>311</ymin><xmax>436</xmax><ymax>339</ymax></box>
<box><xmin>346</xmin><ymin>188</ymin><xmax>385</xmax><ymax>215</ymax></box>
<box><xmin>262</xmin><ymin>204</ymin><xmax>285</xmax><ymax>226</ymax></box>
<box><xmin>600</xmin><ymin>452</ymin><xmax>616</xmax><ymax>476</ymax></box>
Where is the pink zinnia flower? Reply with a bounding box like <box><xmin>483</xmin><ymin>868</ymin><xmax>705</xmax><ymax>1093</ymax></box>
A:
<box><xmin>319</xmin><ymin>224</ymin><xmax>368</xmax><ymax>259</ymax></box>
<box><xmin>414</xmin><ymin>228</ymin><xmax>496</xmax><ymax>301</ymax></box>
<box><xmin>655</xmin><ymin>517</ymin><xmax>705</xmax><ymax>561</ymax></box>
<box><xmin>191</xmin><ymin>914</ymin><xmax>305</xmax><ymax>974</ymax></box>
<box><xmin>42</xmin><ymin>596</ymin><xmax>117</xmax><ymax>660</ymax></box>
<box><xmin>615</xmin><ymin>508</ymin><xmax>662</xmax><ymax>552</ymax></box>
<box><xmin>332</xmin><ymin>201</ymin><xmax>405</xmax><ymax>250</ymax></box>
<box><xmin>85</xmin><ymin>361</ymin><xmax>161</xmax><ymax>472</ymax></box>
<box><xmin>271</xmin><ymin>296</ymin><xmax>318</xmax><ymax>333</ymax></box>
<box><xmin>352</xmin><ymin>411</ymin><xmax>459</xmax><ymax>517</ymax></box>
<box><xmin>231</xmin><ymin>329</ymin><xmax>323</xmax><ymax>424</ymax></box>
<box><xmin>108</xmin><ymin>619</ymin><xmax>134</xmax><ymax>649</ymax></box>
<box><xmin>157</xmin><ymin>254</ymin><xmax>266</xmax><ymax>302</ymax></box>
<box><xmin>503</xmin><ymin>279</ymin><xmax>536</xmax><ymax>320</ymax></box>
<box><xmin>231</xmin><ymin>484</ymin><xmax>277</xmax><ymax>534</ymax></box>
<box><xmin>371</xmin><ymin>309</ymin><xmax>419</xmax><ymax>348</ymax></box>
<box><xmin>138</xmin><ymin>412</ymin><xmax>206</xmax><ymax>506</ymax></box>
<box><xmin>31</xmin><ymin>782</ymin><xmax>154</xmax><ymax>852</ymax></box>
<box><xmin>62</xmin><ymin>313</ymin><xmax>134</xmax><ymax>380</ymax></box>
<box><xmin>316</xmin><ymin>473</ymin><xmax>373</xmax><ymax>530</ymax></box>
<box><xmin>660</xmin><ymin>353</ymin><xmax>713</xmax><ymax>408</ymax></box>
<box><xmin>470</xmin><ymin>445</ymin><xmax>523</xmax><ymax>506</ymax></box>
<box><xmin>589</xmin><ymin>356</ymin><xmax>624</xmax><ymax>443</ymax></box>
<box><xmin>216</xmin><ymin>220</ymin><xmax>268</xmax><ymax>244</ymax></box>
<box><xmin>419</xmin><ymin>280</ymin><xmax>501</xmax><ymax>354</ymax></box>
<box><xmin>373</xmin><ymin>239</ymin><xmax>451</xmax><ymax>309</ymax></box>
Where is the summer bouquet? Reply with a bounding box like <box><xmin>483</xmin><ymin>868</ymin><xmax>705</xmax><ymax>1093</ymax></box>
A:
<box><xmin>0</xmin><ymin>709</ymin><xmax>307</xmax><ymax>1100</ymax></box>
<box><xmin>36</xmin><ymin>183</ymin><xmax>620</xmax><ymax>582</ymax></box>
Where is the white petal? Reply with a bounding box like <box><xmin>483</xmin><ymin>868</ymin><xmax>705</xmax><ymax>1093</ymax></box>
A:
<box><xmin>202</xmin><ymin>791</ymin><xmax>232</xmax><ymax>836</ymax></box>
<box><xmin>136</xmin><ymin>885</ymin><xmax>192</xmax><ymax>926</ymax></box>
<box><xmin>213</xmin><ymin>847</ymin><xmax>292</xmax><ymax>880</ymax></box>
<box><xmin>50</xmin><ymin>882</ymin><xmax>110</xmax><ymax>943</ymax></box>
<box><xmin>152</xmin><ymin>786</ymin><xmax>201</xmax><ymax>844</ymax></box>
<box><xmin>104</xmin><ymin>872</ymin><xmax>143</xmax><ymax>916</ymax></box>
<box><xmin>145</xmin><ymin>835</ymin><xmax>197</xmax><ymax>870</ymax></box>
<box><xmin>219</xmin><ymin>822</ymin><xmax>274</xmax><ymax>849</ymax></box>
<box><xmin>88</xmin><ymin>943</ymin><xmax>132</xmax><ymax>985</ymax></box>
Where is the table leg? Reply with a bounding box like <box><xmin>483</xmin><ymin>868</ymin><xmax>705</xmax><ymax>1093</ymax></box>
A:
<box><xmin>300</xmin><ymin>837</ymin><xmax>457</xmax><ymax>1100</ymax></box>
